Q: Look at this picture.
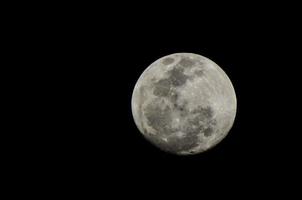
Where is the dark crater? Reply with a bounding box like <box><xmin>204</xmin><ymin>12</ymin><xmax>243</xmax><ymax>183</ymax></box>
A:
<box><xmin>178</xmin><ymin>57</ymin><xmax>195</xmax><ymax>68</ymax></box>
<box><xmin>152</xmin><ymin>66</ymin><xmax>189</xmax><ymax>99</ymax></box>
<box><xmin>153</xmin><ymin>79</ymin><xmax>171</xmax><ymax>97</ymax></box>
<box><xmin>204</xmin><ymin>127</ymin><xmax>213</xmax><ymax>137</ymax></box>
<box><xmin>168</xmin><ymin>67</ymin><xmax>189</xmax><ymax>87</ymax></box>
<box><xmin>144</xmin><ymin>102</ymin><xmax>174</xmax><ymax>135</ymax></box>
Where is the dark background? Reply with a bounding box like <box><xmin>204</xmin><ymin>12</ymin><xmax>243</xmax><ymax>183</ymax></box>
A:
<box><xmin>8</xmin><ymin>1</ymin><xmax>301</xmax><ymax>197</ymax></box>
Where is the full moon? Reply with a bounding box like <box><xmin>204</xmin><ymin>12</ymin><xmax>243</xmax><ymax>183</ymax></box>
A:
<box><xmin>131</xmin><ymin>53</ymin><xmax>237</xmax><ymax>155</ymax></box>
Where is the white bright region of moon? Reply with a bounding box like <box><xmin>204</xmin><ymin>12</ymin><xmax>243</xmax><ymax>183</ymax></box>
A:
<box><xmin>131</xmin><ymin>53</ymin><xmax>237</xmax><ymax>155</ymax></box>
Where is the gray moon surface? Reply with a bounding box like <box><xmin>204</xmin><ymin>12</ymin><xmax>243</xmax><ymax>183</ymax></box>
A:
<box><xmin>131</xmin><ymin>53</ymin><xmax>237</xmax><ymax>155</ymax></box>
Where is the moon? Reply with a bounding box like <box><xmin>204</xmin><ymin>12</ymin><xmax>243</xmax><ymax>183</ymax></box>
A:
<box><xmin>131</xmin><ymin>53</ymin><xmax>237</xmax><ymax>155</ymax></box>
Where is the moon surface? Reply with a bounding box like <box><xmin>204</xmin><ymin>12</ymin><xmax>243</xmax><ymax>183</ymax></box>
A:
<box><xmin>131</xmin><ymin>53</ymin><xmax>237</xmax><ymax>155</ymax></box>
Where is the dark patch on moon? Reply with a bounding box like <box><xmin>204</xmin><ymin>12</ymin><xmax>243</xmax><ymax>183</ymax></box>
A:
<box><xmin>144</xmin><ymin>102</ymin><xmax>174</xmax><ymax>136</ymax></box>
<box><xmin>204</xmin><ymin>127</ymin><xmax>213</xmax><ymax>137</ymax></box>
<box><xmin>178</xmin><ymin>57</ymin><xmax>195</xmax><ymax>68</ymax></box>
<box><xmin>153</xmin><ymin>79</ymin><xmax>171</xmax><ymax>97</ymax></box>
<box><xmin>174</xmin><ymin>101</ymin><xmax>187</xmax><ymax>113</ymax></box>
<box><xmin>164</xmin><ymin>105</ymin><xmax>215</xmax><ymax>153</ymax></box>
<box><xmin>177</xmin><ymin>101</ymin><xmax>190</xmax><ymax>118</ymax></box>
<box><xmin>183</xmin><ymin>105</ymin><xmax>216</xmax><ymax>139</ymax></box>
<box><xmin>168</xmin><ymin>67</ymin><xmax>189</xmax><ymax>87</ymax></box>
<box><xmin>191</xmin><ymin>105</ymin><xmax>214</xmax><ymax>119</ymax></box>
<box><xmin>162</xmin><ymin>57</ymin><xmax>174</xmax><ymax>65</ymax></box>
<box><xmin>167</xmin><ymin>133</ymin><xmax>199</xmax><ymax>152</ymax></box>
<box><xmin>203</xmin><ymin>119</ymin><xmax>217</xmax><ymax>137</ymax></box>
<box><xmin>195</xmin><ymin>69</ymin><xmax>204</xmax><ymax>77</ymax></box>
<box><xmin>152</xmin><ymin>66</ymin><xmax>189</xmax><ymax>98</ymax></box>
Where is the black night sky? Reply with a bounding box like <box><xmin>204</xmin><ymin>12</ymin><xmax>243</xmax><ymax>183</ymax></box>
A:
<box><xmin>16</xmin><ymin>2</ymin><xmax>301</xmax><ymax>197</ymax></box>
